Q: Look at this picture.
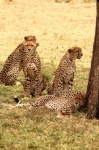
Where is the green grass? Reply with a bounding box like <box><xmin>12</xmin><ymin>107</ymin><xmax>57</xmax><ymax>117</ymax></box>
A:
<box><xmin>0</xmin><ymin>107</ymin><xmax>99</xmax><ymax>150</ymax></box>
<box><xmin>0</xmin><ymin>56</ymin><xmax>97</xmax><ymax>150</ymax></box>
<box><xmin>0</xmin><ymin>46</ymin><xmax>94</xmax><ymax>150</ymax></box>
<box><xmin>0</xmin><ymin>40</ymin><xmax>95</xmax><ymax>150</ymax></box>
<box><xmin>0</xmin><ymin>0</ymin><xmax>97</xmax><ymax>149</ymax></box>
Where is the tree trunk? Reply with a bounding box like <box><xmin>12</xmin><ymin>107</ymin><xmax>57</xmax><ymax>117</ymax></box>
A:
<box><xmin>86</xmin><ymin>1</ymin><xmax>99</xmax><ymax>119</ymax></box>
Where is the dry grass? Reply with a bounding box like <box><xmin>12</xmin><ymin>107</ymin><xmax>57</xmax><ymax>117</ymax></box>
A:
<box><xmin>0</xmin><ymin>0</ymin><xmax>98</xmax><ymax>150</ymax></box>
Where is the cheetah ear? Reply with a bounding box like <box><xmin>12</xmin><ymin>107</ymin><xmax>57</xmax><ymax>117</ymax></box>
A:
<box><xmin>24</xmin><ymin>36</ymin><xmax>28</xmax><ymax>41</ymax></box>
<box><xmin>68</xmin><ymin>48</ymin><xmax>73</xmax><ymax>53</ymax></box>
<box><xmin>32</xmin><ymin>36</ymin><xmax>36</xmax><ymax>42</ymax></box>
<box><xmin>24</xmin><ymin>35</ymin><xmax>36</xmax><ymax>42</ymax></box>
<box><xmin>36</xmin><ymin>43</ymin><xmax>39</xmax><ymax>47</ymax></box>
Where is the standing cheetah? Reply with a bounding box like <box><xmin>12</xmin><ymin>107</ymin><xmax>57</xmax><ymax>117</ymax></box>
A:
<box><xmin>47</xmin><ymin>47</ymin><xmax>83</xmax><ymax>96</ymax></box>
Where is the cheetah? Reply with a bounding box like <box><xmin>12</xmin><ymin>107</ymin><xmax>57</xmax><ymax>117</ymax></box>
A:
<box><xmin>0</xmin><ymin>35</ymin><xmax>46</xmax><ymax>97</ymax></box>
<box><xmin>47</xmin><ymin>47</ymin><xmax>83</xmax><ymax>96</ymax></box>
<box><xmin>22</xmin><ymin>41</ymin><xmax>47</xmax><ymax>97</ymax></box>
<box><xmin>5</xmin><ymin>89</ymin><xmax>86</xmax><ymax>117</ymax></box>
<box><xmin>45</xmin><ymin>93</ymin><xmax>85</xmax><ymax>117</ymax></box>
<box><xmin>0</xmin><ymin>35</ymin><xmax>38</xmax><ymax>86</ymax></box>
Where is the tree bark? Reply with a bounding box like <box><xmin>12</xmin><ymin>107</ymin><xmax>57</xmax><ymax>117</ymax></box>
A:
<box><xmin>86</xmin><ymin>1</ymin><xmax>99</xmax><ymax>119</ymax></box>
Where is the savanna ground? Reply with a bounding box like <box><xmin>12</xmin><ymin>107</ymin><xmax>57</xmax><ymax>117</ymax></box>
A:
<box><xmin>0</xmin><ymin>0</ymin><xmax>98</xmax><ymax>149</ymax></box>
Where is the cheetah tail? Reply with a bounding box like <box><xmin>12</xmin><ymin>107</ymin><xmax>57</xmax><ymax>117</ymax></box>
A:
<box><xmin>14</xmin><ymin>96</ymin><xmax>20</xmax><ymax>103</ymax></box>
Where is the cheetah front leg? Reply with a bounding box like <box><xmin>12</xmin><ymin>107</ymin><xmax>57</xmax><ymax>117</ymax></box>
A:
<box><xmin>56</xmin><ymin>106</ymin><xmax>71</xmax><ymax>118</ymax></box>
<box><xmin>54</xmin><ymin>80</ymin><xmax>64</xmax><ymax>97</ymax></box>
<box><xmin>23</xmin><ymin>63</ymin><xmax>37</xmax><ymax>98</ymax></box>
<box><xmin>63</xmin><ymin>74</ymin><xmax>74</xmax><ymax>94</ymax></box>
<box><xmin>33</xmin><ymin>77</ymin><xmax>42</xmax><ymax>97</ymax></box>
<box><xmin>47</xmin><ymin>82</ymin><xmax>54</xmax><ymax>95</ymax></box>
<box><xmin>23</xmin><ymin>77</ymin><xmax>31</xmax><ymax>98</ymax></box>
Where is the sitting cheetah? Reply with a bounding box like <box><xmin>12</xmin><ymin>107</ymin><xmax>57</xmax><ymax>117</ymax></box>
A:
<box><xmin>5</xmin><ymin>90</ymin><xmax>86</xmax><ymax>117</ymax></box>
<box><xmin>0</xmin><ymin>35</ymin><xmax>38</xmax><ymax>86</ymax></box>
<box><xmin>22</xmin><ymin>41</ymin><xmax>47</xmax><ymax>97</ymax></box>
<box><xmin>23</xmin><ymin>62</ymin><xmax>47</xmax><ymax>97</ymax></box>
<box><xmin>0</xmin><ymin>35</ymin><xmax>46</xmax><ymax>97</ymax></box>
<box><xmin>47</xmin><ymin>47</ymin><xmax>83</xmax><ymax>96</ymax></box>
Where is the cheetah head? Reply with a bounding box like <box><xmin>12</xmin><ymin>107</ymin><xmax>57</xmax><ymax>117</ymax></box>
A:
<box><xmin>74</xmin><ymin>93</ymin><xmax>86</xmax><ymax>108</ymax></box>
<box><xmin>24</xmin><ymin>35</ymin><xmax>39</xmax><ymax>47</ymax></box>
<box><xmin>68</xmin><ymin>47</ymin><xmax>83</xmax><ymax>61</ymax></box>
<box><xmin>23</xmin><ymin>41</ymin><xmax>39</xmax><ymax>55</ymax></box>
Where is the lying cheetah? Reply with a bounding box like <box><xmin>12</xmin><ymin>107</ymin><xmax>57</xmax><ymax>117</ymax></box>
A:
<box><xmin>45</xmin><ymin>94</ymin><xmax>85</xmax><ymax>117</ymax></box>
<box><xmin>47</xmin><ymin>47</ymin><xmax>83</xmax><ymax>96</ymax></box>
<box><xmin>6</xmin><ymin>90</ymin><xmax>85</xmax><ymax>117</ymax></box>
